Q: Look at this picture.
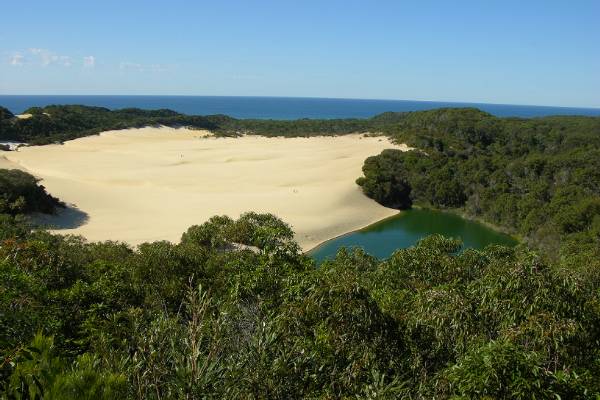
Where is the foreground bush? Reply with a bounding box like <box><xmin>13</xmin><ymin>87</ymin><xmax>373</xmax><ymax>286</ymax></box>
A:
<box><xmin>1</xmin><ymin>213</ymin><xmax>599</xmax><ymax>398</ymax></box>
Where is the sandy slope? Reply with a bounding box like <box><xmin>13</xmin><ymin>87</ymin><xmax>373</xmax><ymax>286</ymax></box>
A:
<box><xmin>3</xmin><ymin>127</ymin><xmax>410</xmax><ymax>250</ymax></box>
<box><xmin>0</xmin><ymin>155</ymin><xmax>21</xmax><ymax>169</ymax></box>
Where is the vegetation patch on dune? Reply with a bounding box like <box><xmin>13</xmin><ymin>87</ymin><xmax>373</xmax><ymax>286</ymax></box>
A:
<box><xmin>0</xmin><ymin>169</ymin><xmax>62</xmax><ymax>215</ymax></box>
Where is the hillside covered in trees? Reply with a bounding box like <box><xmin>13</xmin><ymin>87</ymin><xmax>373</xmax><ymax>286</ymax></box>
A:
<box><xmin>356</xmin><ymin>108</ymin><xmax>600</xmax><ymax>267</ymax></box>
<box><xmin>1</xmin><ymin>106</ymin><xmax>600</xmax><ymax>398</ymax></box>
<box><xmin>0</xmin><ymin>104</ymin><xmax>378</xmax><ymax>145</ymax></box>
<box><xmin>0</xmin><ymin>105</ymin><xmax>222</xmax><ymax>145</ymax></box>
<box><xmin>1</xmin><ymin>206</ymin><xmax>599</xmax><ymax>398</ymax></box>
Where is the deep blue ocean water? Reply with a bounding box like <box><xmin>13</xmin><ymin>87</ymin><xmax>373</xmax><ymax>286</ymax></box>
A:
<box><xmin>1</xmin><ymin>95</ymin><xmax>599</xmax><ymax>119</ymax></box>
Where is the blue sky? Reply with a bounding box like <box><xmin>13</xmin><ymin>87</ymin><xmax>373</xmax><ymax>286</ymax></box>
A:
<box><xmin>1</xmin><ymin>0</ymin><xmax>598</xmax><ymax>107</ymax></box>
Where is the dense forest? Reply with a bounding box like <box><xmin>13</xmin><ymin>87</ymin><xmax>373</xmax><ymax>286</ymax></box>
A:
<box><xmin>356</xmin><ymin>108</ymin><xmax>600</xmax><ymax>266</ymax></box>
<box><xmin>0</xmin><ymin>105</ymin><xmax>222</xmax><ymax>145</ymax></box>
<box><xmin>1</xmin><ymin>105</ymin><xmax>600</xmax><ymax>398</ymax></box>
<box><xmin>0</xmin><ymin>104</ymin><xmax>377</xmax><ymax>144</ymax></box>
<box><xmin>0</xmin><ymin>104</ymin><xmax>376</xmax><ymax>145</ymax></box>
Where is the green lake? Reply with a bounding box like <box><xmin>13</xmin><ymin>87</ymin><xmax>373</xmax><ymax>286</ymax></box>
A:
<box><xmin>309</xmin><ymin>208</ymin><xmax>517</xmax><ymax>263</ymax></box>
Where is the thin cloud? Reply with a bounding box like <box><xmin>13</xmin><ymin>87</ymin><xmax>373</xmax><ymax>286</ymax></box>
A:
<box><xmin>119</xmin><ymin>61</ymin><xmax>168</xmax><ymax>72</ymax></box>
<box><xmin>119</xmin><ymin>61</ymin><xmax>143</xmax><ymax>70</ymax></box>
<box><xmin>9</xmin><ymin>54</ymin><xmax>24</xmax><ymax>66</ymax></box>
<box><xmin>6</xmin><ymin>49</ymin><xmax>168</xmax><ymax>72</ymax></box>
<box><xmin>83</xmin><ymin>56</ymin><xmax>95</xmax><ymax>68</ymax></box>
<box><xmin>5</xmin><ymin>48</ymin><xmax>91</xmax><ymax>68</ymax></box>
<box><xmin>29</xmin><ymin>48</ymin><xmax>72</xmax><ymax>67</ymax></box>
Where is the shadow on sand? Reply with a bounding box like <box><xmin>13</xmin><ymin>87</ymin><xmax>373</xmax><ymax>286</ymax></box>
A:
<box><xmin>32</xmin><ymin>205</ymin><xmax>90</xmax><ymax>230</ymax></box>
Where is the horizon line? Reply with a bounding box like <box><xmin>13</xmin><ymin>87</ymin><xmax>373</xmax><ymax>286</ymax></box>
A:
<box><xmin>0</xmin><ymin>94</ymin><xmax>598</xmax><ymax>111</ymax></box>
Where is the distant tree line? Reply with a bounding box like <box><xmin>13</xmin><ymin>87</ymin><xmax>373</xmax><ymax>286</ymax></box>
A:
<box><xmin>0</xmin><ymin>104</ymin><xmax>390</xmax><ymax>144</ymax></box>
<box><xmin>0</xmin><ymin>105</ymin><xmax>222</xmax><ymax>145</ymax></box>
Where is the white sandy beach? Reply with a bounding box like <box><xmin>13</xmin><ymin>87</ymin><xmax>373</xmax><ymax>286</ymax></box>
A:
<box><xmin>2</xmin><ymin>127</ymin><xmax>409</xmax><ymax>250</ymax></box>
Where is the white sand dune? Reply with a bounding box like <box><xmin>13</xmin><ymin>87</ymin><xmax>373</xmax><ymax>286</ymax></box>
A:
<box><xmin>1</xmin><ymin>148</ymin><xmax>32</xmax><ymax>168</ymax></box>
<box><xmin>3</xmin><ymin>127</ymin><xmax>410</xmax><ymax>250</ymax></box>
<box><xmin>0</xmin><ymin>155</ymin><xmax>20</xmax><ymax>169</ymax></box>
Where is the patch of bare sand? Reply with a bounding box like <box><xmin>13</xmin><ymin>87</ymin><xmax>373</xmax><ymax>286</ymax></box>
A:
<box><xmin>5</xmin><ymin>127</ymin><xmax>411</xmax><ymax>250</ymax></box>
<box><xmin>0</xmin><ymin>153</ymin><xmax>23</xmax><ymax>169</ymax></box>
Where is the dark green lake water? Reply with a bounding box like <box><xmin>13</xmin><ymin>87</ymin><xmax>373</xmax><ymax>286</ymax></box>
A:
<box><xmin>309</xmin><ymin>208</ymin><xmax>517</xmax><ymax>263</ymax></box>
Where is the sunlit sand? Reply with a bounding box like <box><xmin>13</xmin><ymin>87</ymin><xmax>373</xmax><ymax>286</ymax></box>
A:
<box><xmin>3</xmin><ymin>127</ymin><xmax>410</xmax><ymax>250</ymax></box>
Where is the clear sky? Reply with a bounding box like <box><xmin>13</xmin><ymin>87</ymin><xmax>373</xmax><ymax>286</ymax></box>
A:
<box><xmin>1</xmin><ymin>0</ymin><xmax>598</xmax><ymax>108</ymax></box>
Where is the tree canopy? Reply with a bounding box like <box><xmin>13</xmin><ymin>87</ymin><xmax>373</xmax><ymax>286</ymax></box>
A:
<box><xmin>356</xmin><ymin>108</ymin><xmax>600</xmax><ymax>265</ymax></box>
<box><xmin>1</xmin><ymin>105</ymin><xmax>600</xmax><ymax>398</ymax></box>
<box><xmin>0</xmin><ymin>169</ymin><xmax>62</xmax><ymax>215</ymax></box>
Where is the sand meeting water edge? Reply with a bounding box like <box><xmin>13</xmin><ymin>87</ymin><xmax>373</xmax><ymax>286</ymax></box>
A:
<box><xmin>2</xmin><ymin>127</ymin><xmax>410</xmax><ymax>251</ymax></box>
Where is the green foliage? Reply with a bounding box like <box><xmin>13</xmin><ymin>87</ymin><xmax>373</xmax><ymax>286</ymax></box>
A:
<box><xmin>0</xmin><ymin>105</ymin><xmax>219</xmax><ymax>144</ymax></box>
<box><xmin>1</xmin><ymin>218</ymin><xmax>599</xmax><ymax>398</ymax></box>
<box><xmin>0</xmin><ymin>214</ymin><xmax>30</xmax><ymax>240</ymax></box>
<box><xmin>0</xmin><ymin>107</ymin><xmax>14</xmax><ymax>120</ymax></box>
<box><xmin>356</xmin><ymin>149</ymin><xmax>413</xmax><ymax>209</ymax></box>
<box><xmin>1</xmin><ymin>105</ymin><xmax>600</xmax><ymax>398</ymax></box>
<box><xmin>0</xmin><ymin>107</ymin><xmax>15</xmax><ymax>142</ymax></box>
<box><xmin>217</xmin><ymin>117</ymin><xmax>372</xmax><ymax>137</ymax></box>
<box><xmin>356</xmin><ymin>108</ymin><xmax>600</xmax><ymax>263</ymax></box>
<box><xmin>445</xmin><ymin>340</ymin><xmax>591</xmax><ymax>399</ymax></box>
<box><xmin>0</xmin><ymin>169</ymin><xmax>62</xmax><ymax>215</ymax></box>
<box><xmin>2</xmin><ymin>334</ymin><xmax>127</xmax><ymax>399</ymax></box>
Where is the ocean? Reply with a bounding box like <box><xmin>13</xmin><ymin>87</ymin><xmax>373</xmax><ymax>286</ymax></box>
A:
<box><xmin>1</xmin><ymin>95</ymin><xmax>599</xmax><ymax>119</ymax></box>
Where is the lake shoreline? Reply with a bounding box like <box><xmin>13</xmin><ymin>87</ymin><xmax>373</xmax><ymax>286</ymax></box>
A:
<box><xmin>309</xmin><ymin>207</ymin><xmax>519</xmax><ymax>262</ymax></box>
<box><xmin>305</xmin><ymin>211</ymin><xmax>402</xmax><ymax>254</ymax></box>
<box><xmin>307</xmin><ymin>204</ymin><xmax>520</xmax><ymax>256</ymax></box>
<box><xmin>423</xmin><ymin>205</ymin><xmax>521</xmax><ymax>243</ymax></box>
